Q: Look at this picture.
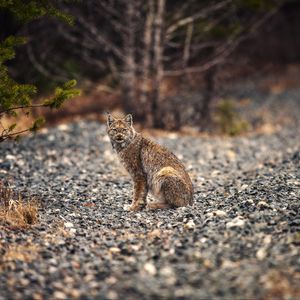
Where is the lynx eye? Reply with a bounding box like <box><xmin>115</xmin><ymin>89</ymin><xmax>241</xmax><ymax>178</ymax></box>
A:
<box><xmin>110</xmin><ymin>129</ymin><xmax>117</xmax><ymax>134</ymax></box>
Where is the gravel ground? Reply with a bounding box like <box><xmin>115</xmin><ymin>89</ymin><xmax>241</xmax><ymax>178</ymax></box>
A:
<box><xmin>0</xmin><ymin>121</ymin><xmax>299</xmax><ymax>300</ymax></box>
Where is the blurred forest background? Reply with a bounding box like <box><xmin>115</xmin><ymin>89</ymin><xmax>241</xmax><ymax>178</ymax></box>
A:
<box><xmin>1</xmin><ymin>0</ymin><xmax>300</xmax><ymax>136</ymax></box>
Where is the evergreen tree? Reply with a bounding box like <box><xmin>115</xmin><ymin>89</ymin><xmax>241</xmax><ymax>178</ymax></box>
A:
<box><xmin>0</xmin><ymin>1</ymin><xmax>80</xmax><ymax>142</ymax></box>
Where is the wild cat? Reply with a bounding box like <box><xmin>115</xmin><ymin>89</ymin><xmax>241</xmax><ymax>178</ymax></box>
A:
<box><xmin>106</xmin><ymin>113</ymin><xmax>193</xmax><ymax>211</ymax></box>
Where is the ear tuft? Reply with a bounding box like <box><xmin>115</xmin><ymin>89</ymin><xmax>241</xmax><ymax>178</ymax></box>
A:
<box><xmin>124</xmin><ymin>114</ymin><xmax>133</xmax><ymax>126</ymax></box>
<box><xmin>107</xmin><ymin>113</ymin><xmax>114</xmax><ymax>127</ymax></box>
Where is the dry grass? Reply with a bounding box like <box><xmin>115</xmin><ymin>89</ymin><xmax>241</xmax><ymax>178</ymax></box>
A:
<box><xmin>0</xmin><ymin>182</ymin><xmax>39</xmax><ymax>228</ymax></box>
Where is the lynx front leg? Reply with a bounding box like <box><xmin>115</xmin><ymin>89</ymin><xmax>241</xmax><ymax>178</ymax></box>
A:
<box><xmin>128</xmin><ymin>177</ymin><xmax>148</xmax><ymax>211</ymax></box>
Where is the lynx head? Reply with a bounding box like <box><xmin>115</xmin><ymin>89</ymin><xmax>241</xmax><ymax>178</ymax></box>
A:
<box><xmin>106</xmin><ymin>113</ymin><xmax>136</xmax><ymax>148</ymax></box>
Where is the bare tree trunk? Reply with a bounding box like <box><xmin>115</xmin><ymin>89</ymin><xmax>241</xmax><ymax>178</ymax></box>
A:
<box><xmin>199</xmin><ymin>66</ymin><xmax>216</xmax><ymax>130</ymax></box>
<box><xmin>178</xmin><ymin>21</ymin><xmax>194</xmax><ymax>90</ymax></box>
<box><xmin>151</xmin><ymin>0</ymin><xmax>165</xmax><ymax>128</ymax></box>
<box><xmin>182</xmin><ymin>22</ymin><xmax>194</xmax><ymax>86</ymax></box>
<box><xmin>141</xmin><ymin>0</ymin><xmax>154</xmax><ymax>126</ymax></box>
<box><xmin>183</xmin><ymin>22</ymin><xmax>193</xmax><ymax>70</ymax></box>
<box><xmin>122</xmin><ymin>0</ymin><xmax>138</xmax><ymax>115</ymax></box>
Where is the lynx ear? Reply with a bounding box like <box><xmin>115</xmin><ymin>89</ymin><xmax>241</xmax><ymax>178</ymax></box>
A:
<box><xmin>107</xmin><ymin>113</ymin><xmax>114</xmax><ymax>127</ymax></box>
<box><xmin>124</xmin><ymin>114</ymin><xmax>133</xmax><ymax>126</ymax></box>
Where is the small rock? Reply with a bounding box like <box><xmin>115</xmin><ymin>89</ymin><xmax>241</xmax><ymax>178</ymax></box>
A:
<box><xmin>256</xmin><ymin>248</ymin><xmax>267</xmax><ymax>260</ymax></box>
<box><xmin>69</xmin><ymin>289</ymin><xmax>81</xmax><ymax>298</ymax></box>
<box><xmin>160</xmin><ymin>266</ymin><xmax>174</xmax><ymax>277</ymax></box>
<box><xmin>123</xmin><ymin>204</ymin><xmax>131</xmax><ymax>211</ymax></box>
<box><xmin>32</xmin><ymin>292</ymin><xmax>43</xmax><ymax>300</ymax></box>
<box><xmin>214</xmin><ymin>210</ymin><xmax>227</xmax><ymax>217</ymax></box>
<box><xmin>263</xmin><ymin>235</ymin><xmax>272</xmax><ymax>245</ymax></box>
<box><xmin>226</xmin><ymin>217</ymin><xmax>245</xmax><ymax>229</ymax></box>
<box><xmin>240</xmin><ymin>184</ymin><xmax>249</xmax><ymax>191</ymax></box>
<box><xmin>105</xmin><ymin>277</ymin><xmax>117</xmax><ymax>285</ymax></box>
<box><xmin>211</xmin><ymin>170</ymin><xmax>221</xmax><ymax>177</ymax></box>
<box><xmin>47</xmin><ymin>135</ymin><xmax>55</xmax><ymax>141</ymax></box>
<box><xmin>130</xmin><ymin>245</ymin><xmax>140</xmax><ymax>251</ymax></box>
<box><xmin>48</xmin><ymin>266</ymin><xmax>57</xmax><ymax>274</ymax></box>
<box><xmin>58</xmin><ymin>124</ymin><xmax>69</xmax><ymax>131</ymax></box>
<box><xmin>177</xmin><ymin>207</ymin><xmax>188</xmax><ymax>213</ymax></box>
<box><xmin>143</xmin><ymin>262</ymin><xmax>157</xmax><ymax>276</ymax></box>
<box><xmin>6</xmin><ymin>154</ymin><xmax>16</xmax><ymax>160</ymax></box>
<box><xmin>245</xmin><ymin>199</ymin><xmax>254</xmax><ymax>205</ymax></box>
<box><xmin>184</xmin><ymin>219</ymin><xmax>196</xmax><ymax>229</ymax></box>
<box><xmin>200</xmin><ymin>237</ymin><xmax>207</xmax><ymax>243</ymax></box>
<box><xmin>147</xmin><ymin>229</ymin><xmax>161</xmax><ymax>239</ymax></box>
<box><xmin>222</xmin><ymin>260</ymin><xmax>238</xmax><ymax>269</ymax></box>
<box><xmin>107</xmin><ymin>290</ymin><xmax>118</xmax><ymax>299</ymax></box>
<box><xmin>160</xmin><ymin>266</ymin><xmax>176</xmax><ymax>285</ymax></box>
<box><xmin>226</xmin><ymin>150</ymin><xmax>236</xmax><ymax>160</ymax></box>
<box><xmin>257</xmin><ymin>201</ymin><xmax>270</xmax><ymax>209</ymax></box>
<box><xmin>64</xmin><ymin>222</ymin><xmax>74</xmax><ymax>228</ymax></box>
<box><xmin>109</xmin><ymin>247</ymin><xmax>121</xmax><ymax>254</ymax></box>
<box><xmin>17</xmin><ymin>160</ymin><xmax>25</xmax><ymax>167</ymax></box>
<box><xmin>19</xmin><ymin>278</ymin><xmax>29</xmax><ymax>286</ymax></box>
<box><xmin>53</xmin><ymin>291</ymin><xmax>67</xmax><ymax>300</ymax></box>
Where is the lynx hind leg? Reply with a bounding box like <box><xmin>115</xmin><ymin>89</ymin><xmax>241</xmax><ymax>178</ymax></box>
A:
<box><xmin>153</xmin><ymin>167</ymin><xmax>192</xmax><ymax>208</ymax></box>
<box><xmin>146</xmin><ymin>187</ymin><xmax>171</xmax><ymax>210</ymax></box>
<box><xmin>162</xmin><ymin>177</ymin><xmax>191</xmax><ymax>207</ymax></box>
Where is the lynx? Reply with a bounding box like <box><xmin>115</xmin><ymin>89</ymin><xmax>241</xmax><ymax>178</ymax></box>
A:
<box><xmin>106</xmin><ymin>114</ymin><xmax>193</xmax><ymax>211</ymax></box>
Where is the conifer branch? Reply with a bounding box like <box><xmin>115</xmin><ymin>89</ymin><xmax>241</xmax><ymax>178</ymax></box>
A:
<box><xmin>0</xmin><ymin>104</ymin><xmax>46</xmax><ymax>115</ymax></box>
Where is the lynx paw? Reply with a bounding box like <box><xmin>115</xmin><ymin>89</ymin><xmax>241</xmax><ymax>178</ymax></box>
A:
<box><xmin>124</xmin><ymin>204</ymin><xmax>143</xmax><ymax>212</ymax></box>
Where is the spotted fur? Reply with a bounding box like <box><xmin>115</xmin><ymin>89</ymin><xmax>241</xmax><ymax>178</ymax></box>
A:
<box><xmin>107</xmin><ymin>114</ymin><xmax>193</xmax><ymax>211</ymax></box>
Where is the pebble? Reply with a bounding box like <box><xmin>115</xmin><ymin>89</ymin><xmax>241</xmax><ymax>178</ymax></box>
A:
<box><xmin>160</xmin><ymin>266</ymin><xmax>176</xmax><ymax>285</ymax></box>
<box><xmin>214</xmin><ymin>210</ymin><xmax>227</xmax><ymax>217</ymax></box>
<box><xmin>143</xmin><ymin>262</ymin><xmax>157</xmax><ymax>276</ymax></box>
<box><xmin>256</xmin><ymin>248</ymin><xmax>268</xmax><ymax>260</ymax></box>
<box><xmin>64</xmin><ymin>222</ymin><xmax>74</xmax><ymax>228</ymax></box>
<box><xmin>257</xmin><ymin>201</ymin><xmax>270</xmax><ymax>209</ymax></box>
<box><xmin>109</xmin><ymin>247</ymin><xmax>121</xmax><ymax>254</ymax></box>
<box><xmin>184</xmin><ymin>219</ymin><xmax>196</xmax><ymax>229</ymax></box>
<box><xmin>53</xmin><ymin>291</ymin><xmax>67</xmax><ymax>300</ymax></box>
<box><xmin>226</xmin><ymin>217</ymin><xmax>246</xmax><ymax>229</ymax></box>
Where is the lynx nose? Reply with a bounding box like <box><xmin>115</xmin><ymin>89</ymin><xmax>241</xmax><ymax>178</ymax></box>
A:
<box><xmin>116</xmin><ymin>134</ymin><xmax>123</xmax><ymax>140</ymax></box>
